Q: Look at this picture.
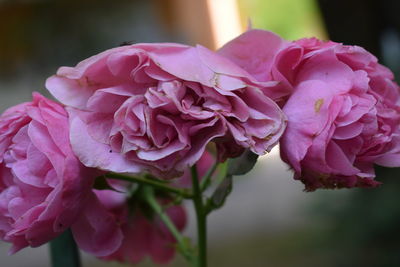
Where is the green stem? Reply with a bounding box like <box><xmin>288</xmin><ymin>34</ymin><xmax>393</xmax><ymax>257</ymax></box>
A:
<box><xmin>191</xmin><ymin>165</ymin><xmax>207</xmax><ymax>267</ymax></box>
<box><xmin>200</xmin><ymin>161</ymin><xmax>218</xmax><ymax>192</ymax></box>
<box><xmin>143</xmin><ymin>186</ymin><xmax>196</xmax><ymax>264</ymax></box>
<box><xmin>50</xmin><ymin>229</ymin><xmax>81</xmax><ymax>267</ymax></box>
<box><xmin>105</xmin><ymin>172</ymin><xmax>193</xmax><ymax>198</ymax></box>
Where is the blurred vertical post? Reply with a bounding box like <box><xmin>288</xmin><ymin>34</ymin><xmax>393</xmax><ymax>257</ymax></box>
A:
<box><xmin>153</xmin><ymin>0</ymin><xmax>243</xmax><ymax>50</ymax></box>
<box><xmin>206</xmin><ymin>0</ymin><xmax>243</xmax><ymax>49</ymax></box>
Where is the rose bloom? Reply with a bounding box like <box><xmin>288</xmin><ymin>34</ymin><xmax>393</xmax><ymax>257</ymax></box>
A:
<box><xmin>0</xmin><ymin>93</ymin><xmax>122</xmax><ymax>255</ymax></box>
<box><xmin>46</xmin><ymin>42</ymin><xmax>286</xmax><ymax>177</ymax></box>
<box><xmin>220</xmin><ymin>30</ymin><xmax>400</xmax><ymax>190</ymax></box>
<box><xmin>93</xmin><ymin>188</ymin><xmax>186</xmax><ymax>264</ymax></box>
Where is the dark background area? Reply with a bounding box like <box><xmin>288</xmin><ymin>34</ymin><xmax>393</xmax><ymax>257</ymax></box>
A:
<box><xmin>1</xmin><ymin>0</ymin><xmax>400</xmax><ymax>266</ymax></box>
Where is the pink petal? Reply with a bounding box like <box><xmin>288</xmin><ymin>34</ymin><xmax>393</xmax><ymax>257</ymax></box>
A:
<box><xmin>218</xmin><ymin>29</ymin><xmax>287</xmax><ymax>81</ymax></box>
<box><xmin>71</xmin><ymin>193</ymin><xmax>123</xmax><ymax>257</ymax></box>
<box><xmin>68</xmin><ymin>108</ymin><xmax>143</xmax><ymax>173</ymax></box>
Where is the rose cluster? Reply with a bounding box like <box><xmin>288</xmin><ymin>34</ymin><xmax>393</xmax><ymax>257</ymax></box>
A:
<box><xmin>220</xmin><ymin>30</ymin><xmax>400</xmax><ymax>191</ymax></box>
<box><xmin>0</xmin><ymin>29</ymin><xmax>399</xmax><ymax>264</ymax></box>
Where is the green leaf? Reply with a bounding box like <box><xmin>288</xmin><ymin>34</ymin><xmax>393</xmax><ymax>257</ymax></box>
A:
<box><xmin>210</xmin><ymin>161</ymin><xmax>228</xmax><ymax>188</ymax></box>
<box><xmin>227</xmin><ymin>150</ymin><xmax>258</xmax><ymax>176</ymax></box>
<box><xmin>207</xmin><ymin>175</ymin><xmax>233</xmax><ymax>212</ymax></box>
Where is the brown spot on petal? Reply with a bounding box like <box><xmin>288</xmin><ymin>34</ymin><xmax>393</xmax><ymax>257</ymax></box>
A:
<box><xmin>75</xmin><ymin>76</ymin><xmax>101</xmax><ymax>87</ymax></box>
<box><xmin>85</xmin><ymin>76</ymin><xmax>101</xmax><ymax>87</ymax></box>
<box><xmin>314</xmin><ymin>98</ymin><xmax>324</xmax><ymax>113</ymax></box>
<box><xmin>264</xmin><ymin>134</ymin><xmax>273</xmax><ymax>141</ymax></box>
<box><xmin>76</xmin><ymin>79</ymin><xmax>83</xmax><ymax>87</ymax></box>
<box><xmin>210</xmin><ymin>73</ymin><xmax>219</xmax><ymax>87</ymax></box>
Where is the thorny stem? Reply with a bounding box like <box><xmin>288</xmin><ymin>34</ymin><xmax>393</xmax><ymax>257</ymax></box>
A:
<box><xmin>105</xmin><ymin>172</ymin><xmax>193</xmax><ymax>198</ymax></box>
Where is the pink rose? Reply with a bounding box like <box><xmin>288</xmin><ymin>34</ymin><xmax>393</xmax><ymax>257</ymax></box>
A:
<box><xmin>45</xmin><ymin>43</ymin><xmax>286</xmax><ymax>177</ymax></box>
<box><xmin>0</xmin><ymin>93</ymin><xmax>122</xmax><ymax>255</ymax></box>
<box><xmin>220</xmin><ymin>30</ymin><xmax>400</xmax><ymax>190</ymax></box>
<box><xmin>93</xmin><ymin>189</ymin><xmax>187</xmax><ymax>264</ymax></box>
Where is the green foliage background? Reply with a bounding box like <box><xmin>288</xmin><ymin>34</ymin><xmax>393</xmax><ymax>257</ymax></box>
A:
<box><xmin>238</xmin><ymin>0</ymin><xmax>326</xmax><ymax>40</ymax></box>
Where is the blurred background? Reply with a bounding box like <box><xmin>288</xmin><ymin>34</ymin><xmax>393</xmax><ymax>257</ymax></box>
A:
<box><xmin>1</xmin><ymin>0</ymin><xmax>400</xmax><ymax>266</ymax></box>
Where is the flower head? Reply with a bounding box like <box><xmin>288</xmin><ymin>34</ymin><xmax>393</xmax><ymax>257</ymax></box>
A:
<box><xmin>46</xmin><ymin>43</ymin><xmax>286</xmax><ymax>177</ymax></box>
<box><xmin>0</xmin><ymin>93</ymin><xmax>94</xmax><ymax>252</ymax></box>
<box><xmin>220</xmin><ymin>30</ymin><xmax>400</xmax><ymax>190</ymax></box>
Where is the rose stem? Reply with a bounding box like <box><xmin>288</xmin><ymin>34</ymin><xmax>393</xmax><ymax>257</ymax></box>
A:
<box><xmin>191</xmin><ymin>164</ymin><xmax>208</xmax><ymax>267</ymax></box>
<box><xmin>200</xmin><ymin>160</ymin><xmax>219</xmax><ymax>192</ymax></box>
<box><xmin>105</xmin><ymin>172</ymin><xmax>193</xmax><ymax>198</ymax></box>
<box><xmin>49</xmin><ymin>229</ymin><xmax>81</xmax><ymax>267</ymax></box>
<box><xmin>143</xmin><ymin>186</ymin><xmax>196</xmax><ymax>265</ymax></box>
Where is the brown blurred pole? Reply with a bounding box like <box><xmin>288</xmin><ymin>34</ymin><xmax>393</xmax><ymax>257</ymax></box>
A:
<box><xmin>153</xmin><ymin>0</ymin><xmax>215</xmax><ymax>49</ymax></box>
